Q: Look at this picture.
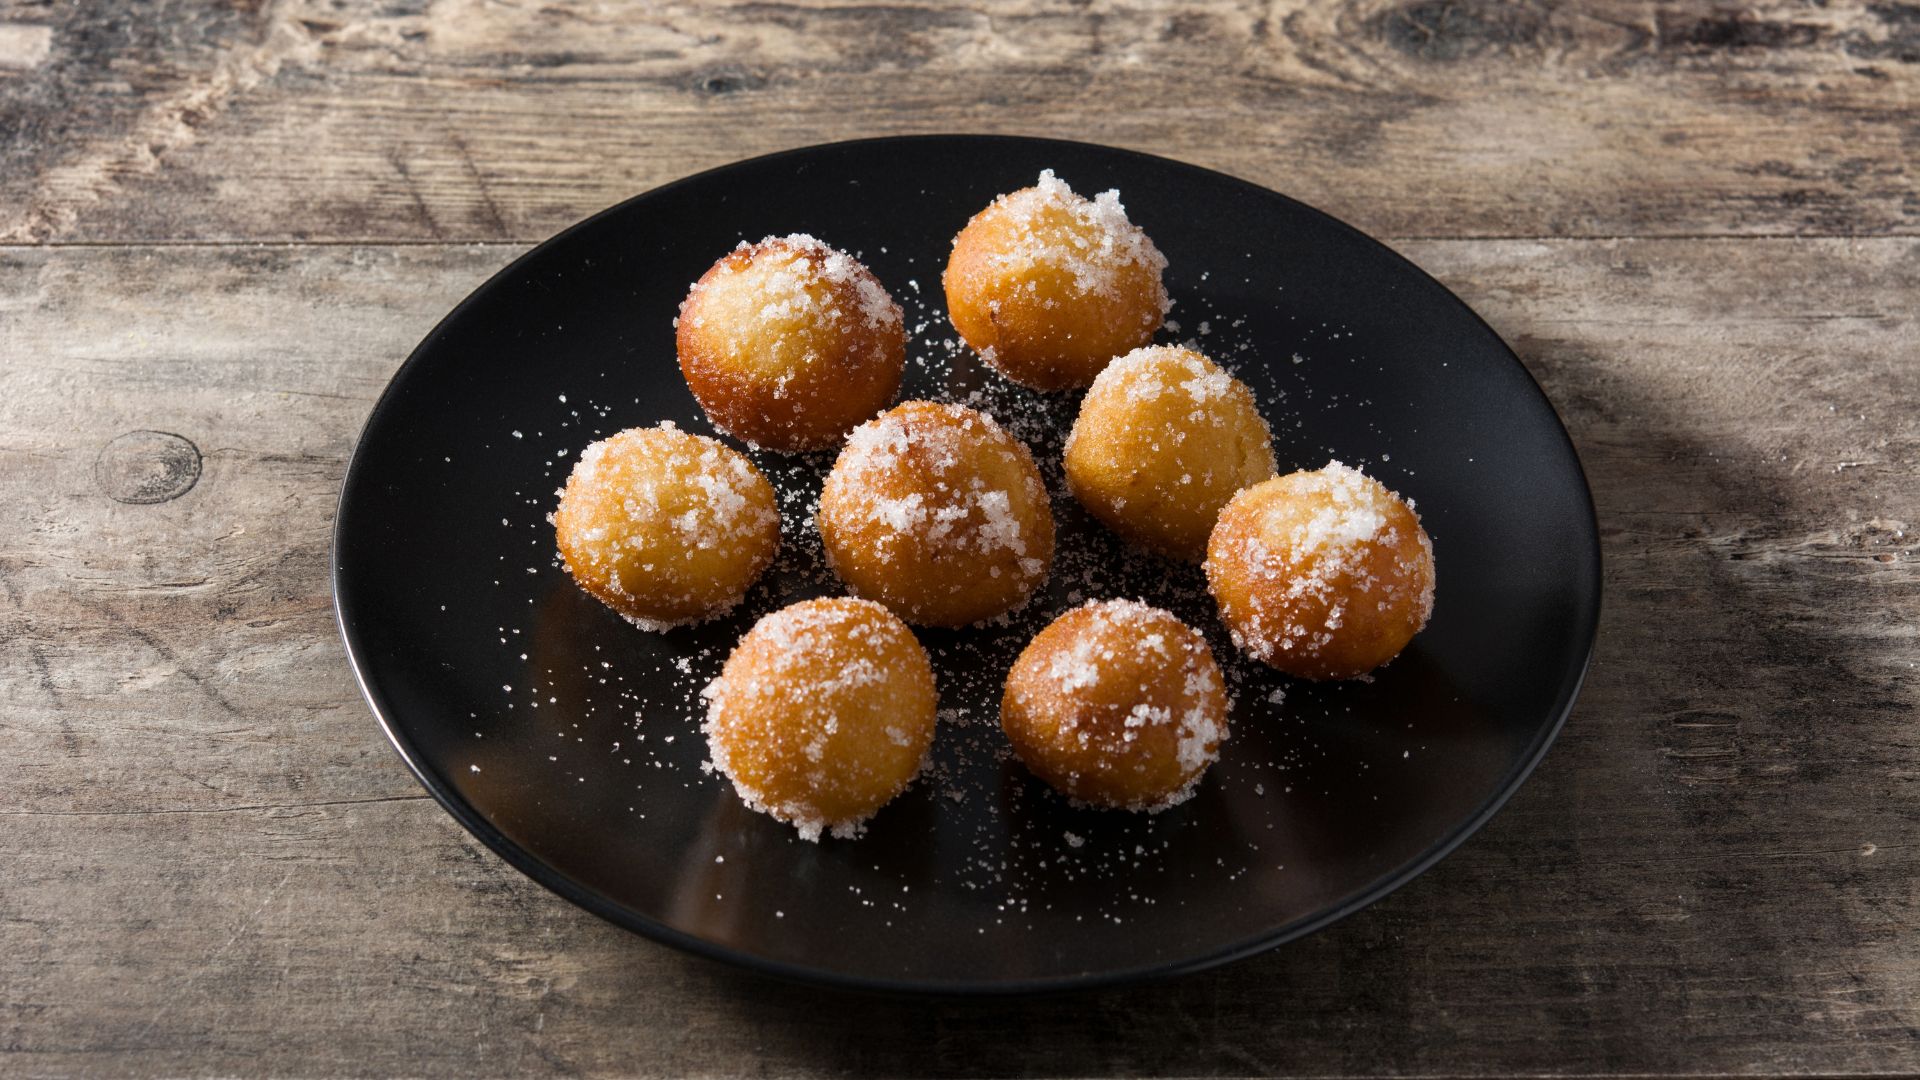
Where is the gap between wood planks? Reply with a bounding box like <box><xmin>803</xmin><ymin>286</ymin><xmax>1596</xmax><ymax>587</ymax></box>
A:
<box><xmin>0</xmin><ymin>795</ymin><xmax>434</xmax><ymax>817</ymax></box>
<box><xmin>3</xmin><ymin>233</ymin><xmax>1916</xmax><ymax>252</ymax></box>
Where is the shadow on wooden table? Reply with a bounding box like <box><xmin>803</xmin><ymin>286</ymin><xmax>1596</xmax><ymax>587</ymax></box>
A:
<box><xmin>654</xmin><ymin>269</ymin><xmax>1920</xmax><ymax>1075</ymax></box>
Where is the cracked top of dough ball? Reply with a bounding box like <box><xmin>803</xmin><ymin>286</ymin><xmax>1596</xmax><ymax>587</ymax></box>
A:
<box><xmin>677</xmin><ymin>234</ymin><xmax>906</xmax><ymax>452</ymax></box>
<box><xmin>944</xmin><ymin>171</ymin><xmax>1168</xmax><ymax>391</ymax></box>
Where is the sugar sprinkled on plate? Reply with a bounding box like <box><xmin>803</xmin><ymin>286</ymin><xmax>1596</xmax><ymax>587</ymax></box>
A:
<box><xmin>468</xmin><ymin>182</ymin><xmax>1411</xmax><ymax>935</ymax></box>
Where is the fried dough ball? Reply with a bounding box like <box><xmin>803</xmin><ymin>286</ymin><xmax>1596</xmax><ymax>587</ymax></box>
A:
<box><xmin>943</xmin><ymin>170</ymin><xmax>1169</xmax><ymax>391</ymax></box>
<box><xmin>1205</xmin><ymin>462</ymin><xmax>1436</xmax><ymax>680</ymax></box>
<box><xmin>1001</xmin><ymin>600</ymin><xmax>1229</xmax><ymax>811</ymax></box>
<box><xmin>677</xmin><ymin>234</ymin><xmax>906</xmax><ymax>452</ymax></box>
<box><xmin>552</xmin><ymin>423</ymin><xmax>780</xmax><ymax>630</ymax></box>
<box><xmin>818</xmin><ymin>402</ymin><xmax>1054</xmax><ymax>627</ymax></box>
<box><xmin>1064</xmin><ymin>346</ymin><xmax>1277</xmax><ymax>562</ymax></box>
<box><xmin>702</xmin><ymin>598</ymin><xmax>938</xmax><ymax>841</ymax></box>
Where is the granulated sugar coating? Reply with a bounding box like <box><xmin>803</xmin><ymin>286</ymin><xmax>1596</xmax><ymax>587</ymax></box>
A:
<box><xmin>552</xmin><ymin>423</ymin><xmax>780</xmax><ymax>630</ymax></box>
<box><xmin>1205</xmin><ymin>462</ymin><xmax>1436</xmax><ymax>680</ymax></box>
<box><xmin>492</xmin><ymin>198</ymin><xmax>1446</xmax><ymax>941</ymax></box>
<box><xmin>1064</xmin><ymin>345</ymin><xmax>1278</xmax><ymax>562</ymax></box>
<box><xmin>678</xmin><ymin>235</ymin><xmax>906</xmax><ymax>452</ymax></box>
<box><xmin>818</xmin><ymin>401</ymin><xmax>1055</xmax><ymax>627</ymax></box>
<box><xmin>944</xmin><ymin>171</ymin><xmax>1169</xmax><ymax>391</ymax></box>
<box><xmin>1002</xmin><ymin>600</ymin><xmax>1229</xmax><ymax>811</ymax></box>
<box><xmin>703</xmin><ymin>597</ymin><xmax>938</xmax><ymax>840</ymax></box>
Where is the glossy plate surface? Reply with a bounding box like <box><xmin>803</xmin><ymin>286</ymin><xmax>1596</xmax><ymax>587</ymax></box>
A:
<box><xmin>334</xmin><ymin>135</ymin><xmax>1600</xmax><ymax>993</ymax></box>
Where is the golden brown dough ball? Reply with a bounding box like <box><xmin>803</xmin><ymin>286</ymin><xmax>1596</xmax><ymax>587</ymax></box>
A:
<box><xmin>1001</xmin><ymin>600</ymin><xmax>1229</xmax><ymax>811</ymax></box>
<box><xmin>1204</xmin><ymin>462</ymin><xmax>1436</xmax><ymax>680</ymax></box>
<box><xmin>1064</xmin><ymin>345</ymin><xmax>1277</xmax><ymax>562</ymax></box>
<box><xmin>702</xmin><ymin>597</ymin><xmax>938</xmax><ymax>840</ymax></box>
<box><xmin>818</xmin><ymin>401</ymin><xmax>1054</xmax><ymax>628</ymax></box>
<box><xmin>943</xmin><ymin>170</ymin><xmax>1168</xmax><ymax>391</ymax></box>
<box><xmin>677</xmin><ymin>234</ymin><xmax>906</xmax><ymax>452</ymax></box>
<box><xmin>552</xmin><ymin>423</ymin><xmax>780</xmax><ymax>630</ymax></box>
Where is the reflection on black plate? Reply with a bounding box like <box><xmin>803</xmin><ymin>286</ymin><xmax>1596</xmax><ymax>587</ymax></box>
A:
<box><xmin>333</xmin><ymin>136</ymin><xmax>1600</xmax><ymax>993</ymax></box>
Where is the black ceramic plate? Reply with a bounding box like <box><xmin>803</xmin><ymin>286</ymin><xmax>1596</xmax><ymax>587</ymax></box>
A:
<box><xmin>334</xmin><ymin>135</ymin><xmax>1600</xmax><ymax>994</ymax></box>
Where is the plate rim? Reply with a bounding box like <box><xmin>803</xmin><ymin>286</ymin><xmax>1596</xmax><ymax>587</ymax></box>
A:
<box><xmin>331</xmin><ymin>132</ymin><xmax>1604</xmax><ymax>996</ymax></box>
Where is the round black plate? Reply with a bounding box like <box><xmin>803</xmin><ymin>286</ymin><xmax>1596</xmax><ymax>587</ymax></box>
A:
<box><xmin>334</xmin><ymin>135</ymin><xmax>1600</xmax><ymax>994</ymax></box>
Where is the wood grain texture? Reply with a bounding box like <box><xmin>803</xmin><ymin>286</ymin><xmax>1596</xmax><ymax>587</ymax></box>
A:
<box><xmin>2</xmin><ymin>0</ymin><xmax>1919</xmax><ymax>244</ymax></box>
<box><xmin>2</xmin><ymin>237</ymin><xmax>1915</xmax><ymax>1076</ymax></box>
<box><xmin>6</xmin><ymin>0</ymin><xmax>1919</xmax><ymax>1072</ymax></box>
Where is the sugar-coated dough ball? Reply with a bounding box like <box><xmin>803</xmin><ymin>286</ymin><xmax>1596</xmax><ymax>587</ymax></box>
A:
<box><xmin>818</xmin><ymin>401</ymin><xmax>1054</xmax><ymax>627</ymax></box>
<box><xmin>552</xmin><ymin>423</ymin><xmax>780</xmax><ymax>630</ymax></box>
<box><xmin>677</xmin><ymin>234</ymin><xmax>906</xmax><ymax>452</ymax></box>
<box><xmin>1065</xmin><ymin>346</ymin><xmax>1277</xmax><ymax>562</ymax></box>
<box><xmin>702</xmin><ymin>598</ymin><xmax>938</xmax><ymax>841</ymax></box>
<box><xmin>943</xmin><ymin>170</ymin><xmax>1168</xmax><ymax>391</ymax></box>
<box><xmin>1001</xmin><ymin>600</ymin><xmax>1229</xmax><ymax>811</ymax></box>
<box><xmin>1205</xmin><ymin>462</ymin><xmax>1436</xmax><ymax>680</ymax></box>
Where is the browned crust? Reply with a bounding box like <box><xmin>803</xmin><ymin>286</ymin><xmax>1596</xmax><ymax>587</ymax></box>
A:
<box><xmin>677</xmin><ymin>238</ymin><xmax>907</xmax><ymax>451</ymax></box>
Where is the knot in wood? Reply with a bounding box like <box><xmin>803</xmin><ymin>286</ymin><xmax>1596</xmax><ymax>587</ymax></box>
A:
<box><xmin>692</xmin><ymin>69</ymin><xmax>762</xmax><ymax>96</ymax></box>
<box><xmin>1375</xmin><ymin>0</ymin><xmax>1544</xmax><ymax>61</ymax></box>
<box><xmin>95</xmin><ymin>430</ymin><xmax>202</xmax><ymax>504</ymax></box>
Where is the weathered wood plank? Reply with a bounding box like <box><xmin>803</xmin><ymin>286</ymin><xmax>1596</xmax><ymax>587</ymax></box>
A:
<box><xmin>1</xmin><ymin>236</ymin><xmax>1915</xmax><ymax>1075</ymax></box>
<box><xmin>2</xmin><ymin>0</ymin><xmax>1918</xmax><ymax>245</ymax></box>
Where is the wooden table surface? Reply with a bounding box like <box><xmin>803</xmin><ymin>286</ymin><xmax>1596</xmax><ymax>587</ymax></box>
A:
<box><xmin>4</xmin><ymin>1</ymin><xmax>1917</xmax><ymax>1076</ymax></box>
